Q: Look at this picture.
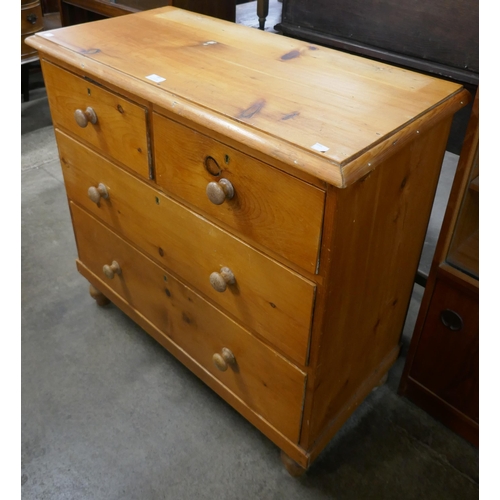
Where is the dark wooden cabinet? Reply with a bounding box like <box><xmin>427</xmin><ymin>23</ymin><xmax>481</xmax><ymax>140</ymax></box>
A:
<box><xmin>399</xmin><ymin>91</ymin><xmax>479</xmax><ymax>447</ymax></box>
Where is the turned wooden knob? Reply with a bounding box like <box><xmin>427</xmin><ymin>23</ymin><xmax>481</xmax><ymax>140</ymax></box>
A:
<box><xmin>209</xmin><ymin>267</ymin><xmax>235</xmax><ymax>292</ymax></box>
<box><xmin>213</xmin><ymin>347</ymin><xmax>236</xmax><ymax>372</ymax></box>
<box><xmin>103</xmin><ymin>260</ymin><xmax>121</xmax><ymax>279</ymax></box>
<box><xmin>206</xmin><ymin>178</ymin><xmax>234</xmax><ymax>205</ymax></box>
<box><xmin>74</xmin><ymin>107</ymin><xmax>98</xmax><ymax>128</ymax></box>
<box><xmin>88</xmin><ymin>183</ymin><xmax>109</xmax><ymax>205</ymax></box>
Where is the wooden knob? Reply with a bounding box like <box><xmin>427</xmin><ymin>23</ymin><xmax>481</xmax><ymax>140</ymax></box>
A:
<box><xmin>88</xmin><ymin>183</ymin><xmax>109</xmax><ymax>205</ymax></box>
<box><xmin>206</xmin><ymin>178</ymin><xmax>234</xmax><ymax>205</ymax></box>
<box><xmin>103</xmin><ymin>260</ymin><xmax>121</xmax><ymax>279</ymax></box>
<box><xmin>213</xmin><ymin>347</ymin><xmax>236</xmax><ymax>372</ymax></box>
<box><xmin>209</xmin><ymin>267</ymin><xmax>235</xmax><ymax>292</ymax></box>
<box><xmin>74</xmin><ymin>107</ymin><xmax>98</xmax><ymax>128</ymax></box>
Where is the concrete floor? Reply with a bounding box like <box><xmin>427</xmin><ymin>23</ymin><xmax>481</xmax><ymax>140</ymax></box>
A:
<box><xmin>21</xmin><ymin>3</ymin><xmax>478</xmax><ymax>499</ymax></box>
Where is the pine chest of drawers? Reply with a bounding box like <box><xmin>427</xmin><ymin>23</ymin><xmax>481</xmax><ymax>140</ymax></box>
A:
<box><xmin>26</xmin><ymin>7</ymin><xmax>469</xmax><ymax>474</ymax></box>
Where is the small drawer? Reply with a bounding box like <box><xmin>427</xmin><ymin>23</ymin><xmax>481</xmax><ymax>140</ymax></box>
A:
<box><xmin>57</xmin><ymin>130</ymin><xmax>316</xmax><ymax>365</ymax></box>
<box><xmin>71</xmin><ymin>202</ymin><xmax>306</xmax><ymax>442</ymax></box>
<box><xmin>21</xmin><ymin>3</ymin><xmax>43</xmax><ymax>35</ymax></box>
<box><xmin>41</xmin><ymin>60</ymin><xmax>150</xmax><ymax>179</ymax></box>
<box><xmin>153</xmin><ymin>114</ymin><xmax>325</xmax><ymax>274</ymax></box>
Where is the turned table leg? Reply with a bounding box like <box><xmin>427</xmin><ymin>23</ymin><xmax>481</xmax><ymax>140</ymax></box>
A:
<box><xmin>280</xmin><ymin>450</ymin><xmax>306</xmax><ymax>477</ymax></box>
<box><xmin>257</xmin><ymin>0</ymin><xmax>269</xmax><ymax>30</ymax></box>
<box><xmin>89</xmin><ymin>284</ymin><xmax>110</xmax><ymax>307</ymax></box>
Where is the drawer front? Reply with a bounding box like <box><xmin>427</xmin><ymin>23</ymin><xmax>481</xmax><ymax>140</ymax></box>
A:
<box><xmin>71</xmin><ymin>202</ymin><xmax>306</xmax><ymax>443</ymax></box>
<box><xmin>57</xmin><ymin>130</ymin><xmax>315</xmax><ymax>365</ymax></box>
<box><xmin>153</xmin><ymin>114</ymin><xmax>325</xmax><ymax>273</ymax></box>
<box><xmin>21</xmin><ymin>3</ymin><xmax>43</xmax><ymax>34</ymax></box>
<box><xmin>42</xmin><ymin>60</ymin><xmax>150</xmax><ymax>179</ymax></box>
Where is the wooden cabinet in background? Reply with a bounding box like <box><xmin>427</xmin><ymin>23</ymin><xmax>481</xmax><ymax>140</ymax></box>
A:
<box><xmin>41</xmin><ymin>0</ymin><xmax>59</xmax><ymax>13</ymax></box>
<box><xmin>57</xmin><ymin>0</ymin><xmax>236</xmax><ymax>26</ymax></box>
<box><xmin>399</xmin><ymin>91</ymin><xmax>479</xmax><ymax>447</ymax></box>
<box><xmin>26</xmin><ymin>7</ymin><xmax>469</xmax><ymax>474</ymax></box>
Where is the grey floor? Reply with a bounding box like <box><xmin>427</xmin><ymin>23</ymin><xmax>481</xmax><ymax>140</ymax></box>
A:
<box><xmin>21</xmin><ymin>2</ymin><xmax>478</xmax><ymax>499</ymax></box>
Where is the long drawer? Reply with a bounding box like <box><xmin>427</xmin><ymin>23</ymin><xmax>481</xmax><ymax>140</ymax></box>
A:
<box><xmin>42</xmin><ymin>60</ymin><xmax>151</xmax><ymax>179</ymax></box>
<box><xmin>57</xmin><ymin>130</ymin><xmax>316</xmax><ymax>365</ymax></box>
<box><xmin>71</xmin><ymin>202</ymin><xmax>306</xmax><ymax>442</ymax></box>
<box><xmin>153</xmin><ymin>114</ymin><xmax>325</xmax><ymax>273</ymax></box>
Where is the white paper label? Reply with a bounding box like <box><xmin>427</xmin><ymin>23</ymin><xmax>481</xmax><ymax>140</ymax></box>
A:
<box><xmin>311</xmin><ymin>142</ymin><xmax>329</xmax><ymax>153</ymax></box>
<box><xmin>146</xmin><ymin>74</ymin><xmax>166</xmax><ymax>83</ymax></box>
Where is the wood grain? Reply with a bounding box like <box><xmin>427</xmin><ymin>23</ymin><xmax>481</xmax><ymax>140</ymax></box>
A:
<box><xmin>153</xmin><ymin>114</ymin><xmax>325</xmax><ymax>274</ymax></box>
<box><xmin>41</xmin><ymin>60</ymin><xmax>151</xmax><ymax>179</ymax></box>
<box><xmin>26</xmin><ymin>7</ymin><xmax>468</xmax><ymax>186</ymax></box>
<box><xmin>301</xmin><ymin>117</ymin><xmax>453</xmax><ymax>449</ymax></box>
<box><xmin>78</xmin><ymin>264</ymin><xmax>311</xmax><ymax>468</ymax></box>
<box><xmin>281</xmin><ymin>0</ymin><xmax>478</xmax><ymax>74</ymax></box>
<box><xmin>72</xmin><ymin>202</ymin><xmax>306</xmax><ymax>442</ymax></box>
<box><xmin>57</xmin><ymin>129</ymin><xmax>316</xmax><ymax>366</ymax></box>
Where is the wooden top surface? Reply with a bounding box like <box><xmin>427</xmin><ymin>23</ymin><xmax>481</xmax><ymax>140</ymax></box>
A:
<box><xmin>27</xmin><ymin>7</ymin><xmax>469</xmax><ymax>187</ymax></box>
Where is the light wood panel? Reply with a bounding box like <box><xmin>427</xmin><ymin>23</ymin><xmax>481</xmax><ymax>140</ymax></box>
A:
<box><xmin>72</xmin><ymin>202</ymin><xmax>306</xmax><ymax>442</ymax></box>
<box><xmin>153</xmin><ymin>114</ymin><xmax>325</xmax><ymax>274</ymax></box>
<box><xmin>79</xmin><ymin>264</ymin><xmax>311</xmax><ymax>468</ymax></box>
<box><xmin>57</xmin><ymin>130</ymin><xmax>316</xmax><ymax>365</ymax></box>
<box><xmin>42</xmin><ymin>60</ymin><xmax>151</xmax><ymax>179</ymax></box>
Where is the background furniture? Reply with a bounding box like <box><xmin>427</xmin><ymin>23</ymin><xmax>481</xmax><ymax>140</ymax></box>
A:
<box><xmin>58</xmin><ymin>1</ymin><xmax>273</xmax><ymax>32</ymax></box>
<box><xmin>27</xmin><ymin>7</ymin><xmax>468</xmax><ymax>474</ymax></box>
<box><xmin>22</xmin><ymin>0</ymin><xmax>45</xmax><ymax>102</ymax></box>
<box><xmin>58</xmin><ymin>0</ymin><xmax>237</xmax><ymax>25</ymax></box>
<box><xmin>399</xmin><ymin>91</ymin><xmax>479</xmax><ymax>447</ymax></box>
<box><xmin>41</xmin><ymin>0</ymin><xmax>60</xmax><ymax>11</ymax></box>
<box><xmin>277</xmin><ymin>0</ymin><xmax>478</xmax><ymax>156</ymax></box>
<box><xmin>22</xmin><ymin>0</ymin><xmax>44</xmax><ymax>62</ymax></box>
